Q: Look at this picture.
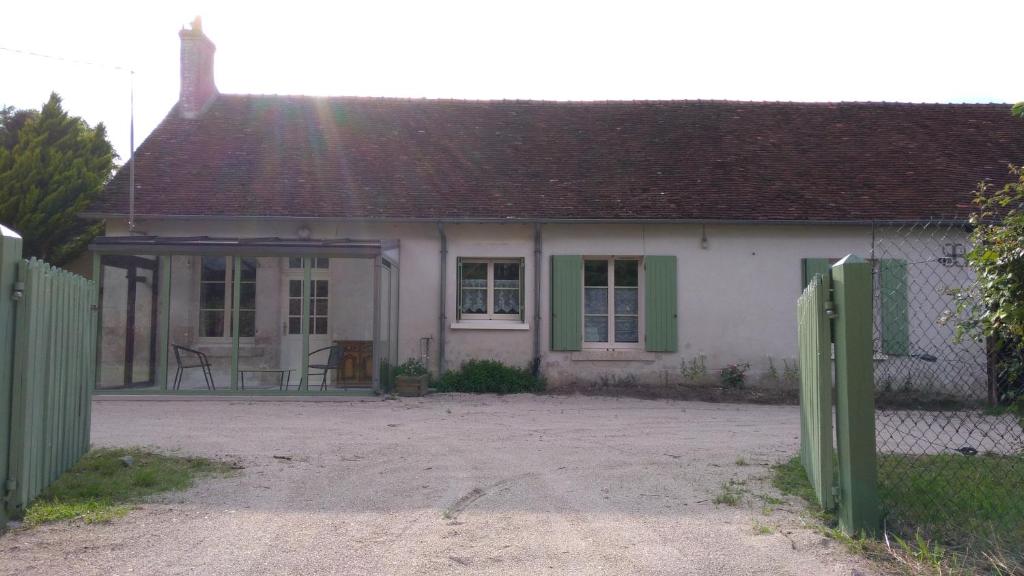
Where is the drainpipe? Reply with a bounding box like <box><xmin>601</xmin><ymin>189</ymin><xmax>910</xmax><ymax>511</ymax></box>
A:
<box><xmin>437</xmin><ymin>222</ymin><xmax>447</xmax><ymax>375</ymax></box>
<box><xmin>532</xmin><ymin>223</ymin><xmax>542</xmax><ymax>377</ymax></box>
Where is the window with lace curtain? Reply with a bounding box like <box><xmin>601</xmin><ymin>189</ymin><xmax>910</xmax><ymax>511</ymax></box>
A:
<box><xmin>457</xmin><ymin>258</ymin><xmax>524</xmax><ymax>321</ymax></box>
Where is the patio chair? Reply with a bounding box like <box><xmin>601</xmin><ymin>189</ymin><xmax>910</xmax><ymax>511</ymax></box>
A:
<box><xmin>172</xmin><ymin>345</ymin><xmax>215</xmax><ymax>390</ymax></box>
<box><xmin>308</xmin><ymin>344</ymin><xmax>343</xmax><ymax>391</ymax></box>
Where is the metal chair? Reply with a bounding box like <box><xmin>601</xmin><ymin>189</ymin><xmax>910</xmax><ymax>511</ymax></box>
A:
<box><xmin>172</xmin><ymin>345</ymin><xmax>215</xmax><ymax>390</ymax></box>
<box><xmin>308</xmin><ymin>344</ymin><xmax>342</xmax><ymax>391</ymax></box>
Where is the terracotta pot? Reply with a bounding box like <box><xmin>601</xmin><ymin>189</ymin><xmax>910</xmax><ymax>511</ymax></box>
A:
<box><xmin>395</xmin><ymin>374</ymin><xmax>429</xmax><ymax>397</ymax></box>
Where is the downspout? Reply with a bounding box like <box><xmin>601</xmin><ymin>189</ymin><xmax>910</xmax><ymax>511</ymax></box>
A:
<box><xmin>532</xmin><ymin>223</ymin><xmax>542</xmax><ymax>377</ymax></box>
<box><xmin>437</xmin><ymin>222</ymin><xmax>447</xmax><ymax>375</ymax></box>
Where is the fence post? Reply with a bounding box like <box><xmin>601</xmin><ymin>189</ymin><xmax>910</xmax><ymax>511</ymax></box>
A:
<box><xmin>831</xmin><ymin>255</ymin><xmax>880</xmax><ymax>535</ymax></box>
<box><xmin>0</xmin><ymin>226</ymin><xmax>23</xmax><ymax>528</ymax></box>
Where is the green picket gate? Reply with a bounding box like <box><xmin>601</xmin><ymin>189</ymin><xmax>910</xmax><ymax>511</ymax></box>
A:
<box><xmin>798</xmin><ymin>269</ymin><xmax>834</xmax><ymax>510</ymax></box>
<box><xmin>0</xmin><ymin>225</ymin><xmax>97</xmax><ymax>528</ymax></box>
<box><xmin>797</xmin><ymin>255</ymin><xmax>880</xmax><ymax>536</ymax></box>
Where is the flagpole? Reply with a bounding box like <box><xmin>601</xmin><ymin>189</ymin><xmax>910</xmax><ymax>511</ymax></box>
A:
<box><xmin>128</xmin><ymin>69</ymin><xmax>135</xmax><ymax>233</ymax></box>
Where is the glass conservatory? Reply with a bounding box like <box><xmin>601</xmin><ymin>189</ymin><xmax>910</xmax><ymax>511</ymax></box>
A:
<box><xmin>89</xmin><ymin>236</ymin><xmax>399</xmax><ymax>395</ymax></box>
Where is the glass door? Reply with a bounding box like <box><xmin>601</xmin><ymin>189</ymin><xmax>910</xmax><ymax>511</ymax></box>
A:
<box><xmin>280</xmin><ymin>258</ymin><xmax>330</xmax><ymax>389</ymax></box>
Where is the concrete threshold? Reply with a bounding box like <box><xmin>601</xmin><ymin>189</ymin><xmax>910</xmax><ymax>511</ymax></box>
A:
<box><xmin>93</xmin><ymin>394</ymin><xmax>382</xmax><ymax>403</ymax></box>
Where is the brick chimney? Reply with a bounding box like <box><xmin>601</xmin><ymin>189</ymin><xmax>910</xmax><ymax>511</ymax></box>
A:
<box><xmin>178</xmin><ymin>16</ymin><xmax>218</xmax><ymax>118</ymax></box>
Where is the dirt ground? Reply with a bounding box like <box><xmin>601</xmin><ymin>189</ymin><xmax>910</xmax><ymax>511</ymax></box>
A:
<box><xmin>0</xmin><ymin>395</ymin><xmax>876</xmax><ymax>575</ymax></box>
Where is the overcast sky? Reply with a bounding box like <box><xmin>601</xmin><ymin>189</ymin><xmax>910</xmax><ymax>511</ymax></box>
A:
<box><xmin>2</xmin><ymin>0</ymin><xmax>1022</xmax><ymax>159</ymax></box>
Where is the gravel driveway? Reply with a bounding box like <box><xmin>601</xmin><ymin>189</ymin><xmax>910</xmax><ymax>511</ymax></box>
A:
<box><xmin>0</xmin><ymin>395</ymin><xmax>874</xmax><ymax>575</ymax></box>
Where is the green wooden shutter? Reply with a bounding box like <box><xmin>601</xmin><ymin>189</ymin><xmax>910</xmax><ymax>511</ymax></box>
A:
<box><xmin>550</xmin><ymin>255</ymin><xmax>582</xmax><ymax>351</ymax></box>
<box><xmin>455</xmin><ymin>259</ymin><xmax>463</xmax><ymax>321</ymax></box>
<box><xmin>802</xmin><ymin>258</ymin><xmax>832</xmax><ymax>290</ymax></box>
<box><xmin>880</xmin><ymin>258</ymin><xmax>909</xmax><ymax>356</ymax></box>
<box><xmin>518</xmin><ymin>258</ymin><xmax>526</xmax><ymax>323</ymax></box>
<box><xmin>644</xmin><ymin>255</ymin><xmax>678</xmax><ymax>352</ymax></box>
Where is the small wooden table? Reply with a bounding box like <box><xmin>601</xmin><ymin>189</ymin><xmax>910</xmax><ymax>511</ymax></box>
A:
<box><xmin>239</xmin><ymin>368</ymin><xmax>294</xmax><ymax>390</ymax></box>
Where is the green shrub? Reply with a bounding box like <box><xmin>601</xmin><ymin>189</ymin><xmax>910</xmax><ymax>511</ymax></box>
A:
<box><xmin>393</xmin><ymin>358</ymin><xmax>429</xmax><ymax>378</ymax></box>
<box><xmin>436</xmin><ymin>359</ymin><xmax>544</xmax><ymax>394</ymax></box>
<box><xmin>720</xmin><ymin>363</ymin><xmax>750</xmax><ymax>389</ymax></box>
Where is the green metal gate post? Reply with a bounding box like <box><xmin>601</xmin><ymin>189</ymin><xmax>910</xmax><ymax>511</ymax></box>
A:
<box><xmin>156</xmin><ymin>256</ymin><xmax>171</xmax><ymax>390</ymax></box>
<box><xmin>230</xmin><ymin>256</ymin><xmax>241</xmax><ymax>391</ymax></box>
<box><xmin>0</xmin><ymin>226</ymin><xmax>23</xmax><ymax>528</ymax></box>
<box><xmin>300</xmin><ymin>257</ymin><xmax>311</xmax><ymax>390</ymax></box>
<box><xmin>831</xmin><ymin>255</ymin><xmax>880</xmax><ymax>535</ymax></box>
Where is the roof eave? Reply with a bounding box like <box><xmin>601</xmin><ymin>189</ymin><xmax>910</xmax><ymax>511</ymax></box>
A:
<box><xmin>79</xmin><ymin>212</ymin><xmax>972</xmax><ymax>227</ymax></box>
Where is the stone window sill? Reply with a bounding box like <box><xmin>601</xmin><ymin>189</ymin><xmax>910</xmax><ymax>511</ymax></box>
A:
<box><xmin>450</xmin><ymin>321</ymin><xmax>530</xmax><ymax>331</ymax></box>
<box><xmin>570</xmin><ymin>350</ymin><xmax>657</xmax><ymax>362</ymax></box>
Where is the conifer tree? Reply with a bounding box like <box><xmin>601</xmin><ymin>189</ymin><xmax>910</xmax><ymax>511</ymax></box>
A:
<box><xmin>0</xmin><ymin>93</ymin><xmax>115</xmax><ymax>265</ymax></box>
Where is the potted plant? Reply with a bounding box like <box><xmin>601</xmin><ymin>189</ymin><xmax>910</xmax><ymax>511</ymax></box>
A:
<box><xmin>394</xmin><ymin>359</ymin><xmax>430</xmax><ymax>397</ymax></box>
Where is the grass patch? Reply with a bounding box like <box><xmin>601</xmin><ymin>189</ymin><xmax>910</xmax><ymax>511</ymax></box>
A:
<box><xmin>23</xmin><ymin>447</ymin><xmax>234</xmax><ymax>526</ymax></box>
<box><xmin>24</xmin><ymin>500</ymin><xmax>129</xmax><ymax>525</ymax></box>
<box><xmin>436</xmin><ymin>359</ymin><xmax>545</xmax><ymax>394</ymax></box>
<box><xmin>878</xmin><ymin>453</ymin><xmax>1024</xmax><ymax>549</ymax></box>
<box><xmin>735</xmin><ymin>456</ymin><xmax>749</xmax><ymax>466</ymax></box>
<box><xmin>753</xmin><ymin>521</ymin><xmax>775</xmax><ymax>535</ymax></box>
<box><xmin>712</xmin><ymin>479</ymin><xmax>747</xmax><ymax>506</ymax></box>
<box><xmin>772</xmin><ymin>455</ymin><xmax>1024</xmax><ymax>575</ymax></box>
<box><xmin>770</xmin><ymin>456</ymin><xmax>830</xmax><ymax>520</ymax></box>
<box><xmin>756</xmin><ymin>493</ymin><xmax>784</xmax><ymax>515</ymax></box>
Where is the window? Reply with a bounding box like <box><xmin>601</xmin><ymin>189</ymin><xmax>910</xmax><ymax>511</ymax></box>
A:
<box><xmin>584</xmin><ymin>258</ymin><xmax>640</xmax><ymax>347</ymax></box>
<box><xmin>238</xmin><ymin>260</ymin><xmax>256</xmax><ymax>336</ymax></box>
<box><xmin>457</xmin><ymin>259</ymin><xmax>523</xmax><ymax>321</ymax></box>
<box><xmin>288</xmin><ymin>257</ymin><xmax>329</xmax><ymax>269</ymax></box>
<box><xmin>551</xmin><ymin>255</ymin><xmax>675</xmax><ymax>353</ymax></box>
<box><xmin>199</xmin><ymin>256</ymin><xmax>257</xmax><ymax>338</ymax></box>
<box><xmin>287</xmin><ymin>279</ymin><xmax>329</xmax><ymax>335</ymax></box>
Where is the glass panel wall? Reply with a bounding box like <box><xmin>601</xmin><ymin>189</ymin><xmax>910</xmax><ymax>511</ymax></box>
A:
<box><xmin>308</xmin><ymin>256</ymin><xmax>375</xmax><ymax>392</ymax></box>
<box><xmin>94</xmin><ymin>244</ymin><xmax>394</xmax><ymax>395</ymax></box>
<box><xmin>388</xmin><ymin>258</ymin><xmax>400</xmax><ymax>391</ymax></box>
<box><xmin>167</xmin><ymin>254</ymin><xmax>229</xmax><ymax>391</ymax></box>
<box><xmin>163</xmin><ymin>255</ymin><xmax>287</xmax><ymax>392</ymax></box>
<box><xmin>97</xmin><ymin>255</ymin><xmax>160</xmax><ymax>390</ymax></box>
<box><xmin>377</xmin><ymin>258</ymin><xmax>399</xmax><ymax>393</ymax></box>
<box><xmin>378</xmin><ymin>259</ymin><xmax>390</xmax><ymax>392</ymax></box>
<box><xmin>229</xmin><ymin>256</ymin><xmax>281</xmax><ymax>391</ymax></box>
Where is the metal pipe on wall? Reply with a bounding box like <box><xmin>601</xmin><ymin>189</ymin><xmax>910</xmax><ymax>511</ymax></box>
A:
<box><xmin>437</xmin><ymin>222</ymin><xmax>447</xmax><ymax>375</ymax></box>
<box><xmin>533</xmin><ymin>223</ymin><xmax>542</xmax><ymax>376</ymax></box>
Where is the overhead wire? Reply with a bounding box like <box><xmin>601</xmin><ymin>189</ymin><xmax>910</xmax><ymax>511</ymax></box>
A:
<box><xmin>0</xmin><ymin>45</ymin><xmax>137</xmax><ymax>231</ymax></box>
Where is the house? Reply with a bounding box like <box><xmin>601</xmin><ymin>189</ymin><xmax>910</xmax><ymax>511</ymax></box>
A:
<box><xmin>84</xmin><ymin>21</ymin><xmax>1024</xmax><ymax>395</ymax></box>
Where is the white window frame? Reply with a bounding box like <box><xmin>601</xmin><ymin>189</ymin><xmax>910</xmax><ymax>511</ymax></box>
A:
<box><xmin>288</xmin><ymin>257</ymin><xmax>329</xmax><ymax>269</ymax></box>
<box><xmin>196</xmin><ymin>256</ymin><xmax>257</xmax><ymax>341</ymax></box>
<box><xmin>582</xmin><ymin>256</ymin><xmax>643</xmax><ymax>350</ymax></box>
<box><xmin>458</xmin><ymin>258</ymin><xmax>523</xmax><ymax>322</ymax></box>
<box><xmin>285</xmin><ymin>274</ymin><xmax>330</xmax><ymax>336</ymax></box>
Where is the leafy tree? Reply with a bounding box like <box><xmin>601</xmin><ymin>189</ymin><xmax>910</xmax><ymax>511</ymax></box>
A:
<box><xmin>961</xmin><ymin>167</ymin><xmax>1024</xmax><ymax>335</ymax></box>
<box><xmin>960</xmin><ymin>104</ymin><xmax>1024</xmax><ymax>341</ymax></box>
<box><xmin>0</xmin><ymin>93</ymin><xmax>115</xmax><ymax>265</ymax></box>
<box><xmin>955</xmin><ymin>102</ymin><xmax>1024</xmax><ymax>408</ymax></box>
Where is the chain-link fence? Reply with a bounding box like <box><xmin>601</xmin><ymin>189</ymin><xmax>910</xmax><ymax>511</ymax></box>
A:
<box><xmin>869</xmin><ymin>220</ymin><xmax>1024</xmax><ymax>548</ymax></box>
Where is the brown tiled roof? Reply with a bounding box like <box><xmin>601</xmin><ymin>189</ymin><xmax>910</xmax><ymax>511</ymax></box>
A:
<box><xmin>91</xmin><ymin>95</ymin><xmax>1024</xmax><ymax>222</ymax></box>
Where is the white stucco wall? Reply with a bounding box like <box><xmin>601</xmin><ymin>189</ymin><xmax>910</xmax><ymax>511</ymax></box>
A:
<box><xmin>539</xmin><ymin>223</ymin><xmax>870</xmax><ymax>387</ymax></box>
<box><xmin>443</xmin><ymin>223</ymin><xmax>535</xmax><ymax>369</ymax></box>
<box><xmin>96</xmin><ymin>218</ymin><xmax>988</xmax><ymax>397</ymax></box>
